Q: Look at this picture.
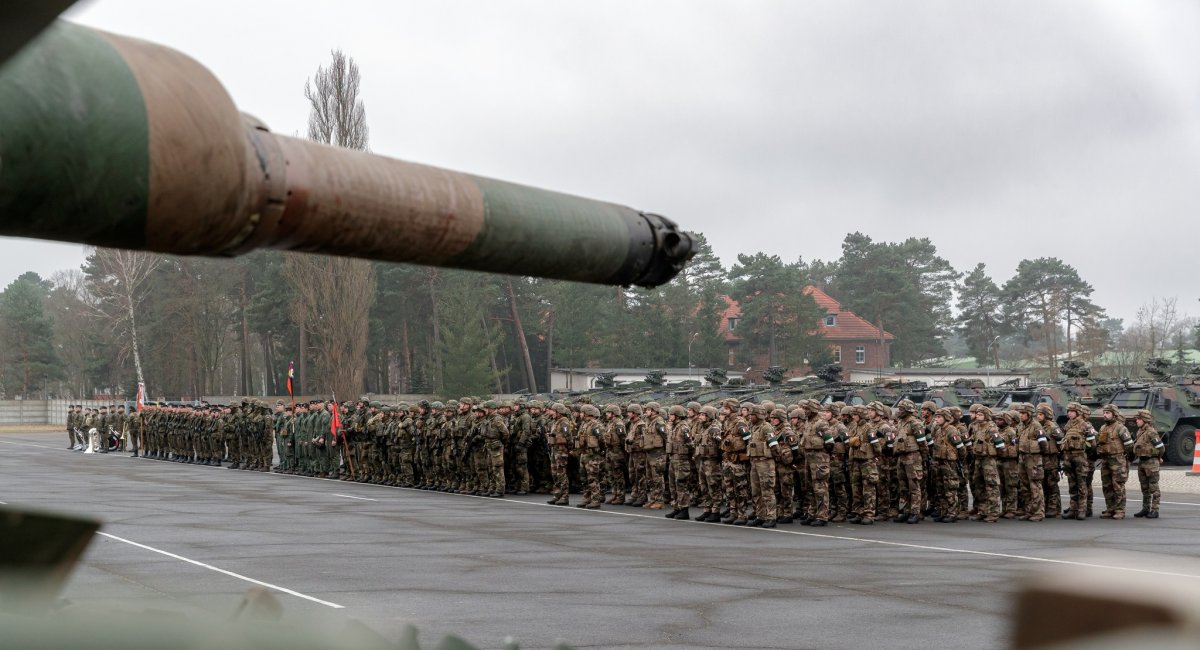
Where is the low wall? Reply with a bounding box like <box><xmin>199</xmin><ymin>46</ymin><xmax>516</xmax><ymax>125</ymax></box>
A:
<box><xmin>0</xmin><ymin>399</ymin><xmax>123</xmax><ymax>426</ymax></box>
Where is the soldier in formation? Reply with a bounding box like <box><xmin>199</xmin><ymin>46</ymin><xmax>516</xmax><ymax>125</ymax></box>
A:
<box><xmin>65</xmin><ymin>394</ymin><xmax>1167</xmax><ymax>526</ymax></box>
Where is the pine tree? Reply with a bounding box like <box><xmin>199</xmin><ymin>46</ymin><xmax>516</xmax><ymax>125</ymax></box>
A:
<box><xmin>0</xmin><ymin>272</ymin><xmax>64</xmax><ymax>397</ymax></box>
<box><xmin>437</xmin><ymin>272</ymin><xmax>502</xmax><ymax>397</ymax></box>
<box><xmin>956</xmin><ymin>263</ymin><xmax>1006</xmax><ymax>366</ymax></box>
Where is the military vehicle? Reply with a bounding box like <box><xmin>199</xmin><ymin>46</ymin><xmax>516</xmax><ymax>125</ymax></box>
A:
<box><xmin>1097</xmin><ymin>358</ymin><xmax>1200</xmax><ymax>465</ymax></box>
<box><xmin>988</xmin><ymin>361</ymin><xmax>1122</xmax><ymax>426</ymax></box>
<box><xmin>882</xmin><ymin>378</ymin><xmax>989</xmax><ymax>422</ymax></box>
<box><xmin>657</xmin><ymin>368</ymin><xmax>745</xmax><ymax>407</ymax></box>
<box><xmin>0</xmin><ymin>21</ymin><xmax>695</xmax><ymax>289</ymax></box>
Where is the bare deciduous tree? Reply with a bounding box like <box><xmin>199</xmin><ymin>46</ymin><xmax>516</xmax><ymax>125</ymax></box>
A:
<box><xmin>286</xmin><ymin>49</ymin><xmax>376</xmax><ymax>398</ymax></box>
<box><xmin>83</xmin><ymin>247</ymin><xmax>161</xmax><ymax>388</ymax></box>
<box><xmin>1134</xmin><ymin>296</ymin><xmax>1182</xmax><ymax>357</ymax></box>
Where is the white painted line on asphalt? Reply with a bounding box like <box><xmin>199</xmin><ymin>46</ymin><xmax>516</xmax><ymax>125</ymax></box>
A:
<box><xmin>274</xmin><ymin>473</ymin><xmax>1200</xmax><ymax>580</ymax></box>
<box><xmin>0</xmin><ymin>501</ymin><xmax>7</xmax><ymax>505</ymax></box>
<box><xmin>96</xmin><ymin>532</ymin><xmax>345</xmax><ymax>609</ymax></box>
<box><xmin>1088</xmin><ymin>495</ymin><xmax>1200</xmax><ymax>508</ymax></box>
<box><xmin>0</xmin><ymin>439</ymin><xmax>57</xmax><ymax>449</ymax></box>
<box><xmin>332</xmin><ymin>494</ymin><xmax>377</xmax><ymax>501</ymax></box>
<box><xmin>512</xmin><ymin>501</ymin><xmax>1200</xmax><ymax>580</ymax></box>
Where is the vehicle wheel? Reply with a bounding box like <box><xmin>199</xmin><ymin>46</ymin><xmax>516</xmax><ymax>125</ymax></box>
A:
<box><xmin>1167</xmin><ymin>424</ymin><xmax>1196</xmax><ymax>466</ymax></box>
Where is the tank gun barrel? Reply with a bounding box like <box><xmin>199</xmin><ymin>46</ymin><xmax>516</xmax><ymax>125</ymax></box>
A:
<box><xmin>0</xmin><ymin>22</ymin><xmax>695</xmax><ymax>287</ymax></box>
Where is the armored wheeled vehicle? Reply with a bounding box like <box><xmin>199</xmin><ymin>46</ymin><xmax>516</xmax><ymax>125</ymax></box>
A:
<box><xmin>989</xmin><ymin>362</ymin><xmax>1122</xmax><ymax>426</ymax></box>
<box><xmin>1098</xmin><ymin>359</ymin><xmax>1200</xmax><ymax>465</ymax></box>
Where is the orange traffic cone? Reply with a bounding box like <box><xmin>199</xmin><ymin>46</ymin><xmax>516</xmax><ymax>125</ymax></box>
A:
<box><xmin>1189</xmin><ymin>429</ymin><xmax>1200</xmax><ymax>476</ymax></box>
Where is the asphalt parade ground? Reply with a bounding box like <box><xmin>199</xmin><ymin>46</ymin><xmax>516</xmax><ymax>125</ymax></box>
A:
<box><xmin>3</xmin><ymin>431</ymin><xmax>1200</xmax><ymax>650</ymax></box>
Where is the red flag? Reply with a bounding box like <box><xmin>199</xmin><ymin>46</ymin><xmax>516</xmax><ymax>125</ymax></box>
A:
<box><xmin>286</xmin><ymin>362</ymin><xmax>294</xmax><ymax>398</ymax></box>
<box><xmin>330</xmin><ymin>397</ymin><xmax>341</xmax><ymax>435</ymax></box>
<box><xmin>136</xmin><ymin>382</ymin><xmax>146</xmax><ymax>412</ymax></box>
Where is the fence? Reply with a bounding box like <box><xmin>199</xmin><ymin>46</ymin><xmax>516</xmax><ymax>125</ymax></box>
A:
<box><xmin>0</xmin><ymin>399</ymin><xmax>123</xmax><ymax>426</ymax></box>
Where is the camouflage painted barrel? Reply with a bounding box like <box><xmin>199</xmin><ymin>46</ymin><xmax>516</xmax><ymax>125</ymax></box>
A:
<box><xmin>0</xmin><ymin>22</ymin><xmax>694</xmax><ymax>287</ymax></box>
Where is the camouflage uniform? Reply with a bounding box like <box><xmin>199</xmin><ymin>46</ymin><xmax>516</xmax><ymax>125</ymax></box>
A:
<box><xmin>1132</xmin><ymin>409</ymin><xmax>1164</xmax><ymax>518</ymax></box>
<box><xmin>482</xmin><ymin>403</ymin><xmax>509</xmax><ymax>496</ymax></box>
<box><xmin>848</xmin><ymin>404</ymin><xmax>884</xmax><ymax>524</ymax></box>
<box><xmin>967</xmin><ymin>404</ymin><xmax>1002</xmax><ymax>522</ymax></box>
<box><xmin>640</xmin><ymin>403</ymin><xmax>668</xmax><ymax>509</ymax></box>
<box><xmin>546</xmin><ymin>404</ymin><xmax>574</xmax><ymax>505</ymax></box>
<box><xmin>601</xmin><ymin>405</ymin><xmax>628</xmax><ymax>504</ymax></box>
<box><xmin>772</xmin><ymin>410</ymin><xmax>799</xmax><ymax>524</ymax></box>
<box><xmin>1015</xmin><ymin>403</ymin><xmax>1047</xmax><ymax>521</ymax></box>
<box><xmin>576</xmin><ymin>406</ymin><xmax>605</xmax><ymax>509</ymax></box>
<box><xmin>1096</xmin><ymin>404</ymin><xmax>1133</xmax><ymax>519</ymax></box>
<box><xmin>996</xmin><ymin>412</ymin><xmax>1021</xmax><ymax>518</ymax></box>
<box><xmin>510</xmin><ymin>404</ymin><xmax>534</xmax><ymax>495</ymax></box>
<box><xmin>829</xmin><ymin>408</ymin><xmax>851</xmax><ymax>522</ymax></box>
<box><xmin>719</xmin><ymin>401</ymin><xmax>752</xmax><ymax>525</ymax></box>
<box><xmin>746</xmin><ymin>406</ymin><xmax>777</xmax><ymax>527</ymax></box>
<box><xmin>929</xmin><ymin>408</ymin><xmax>965</xmax><ymax>523</ymax></box>
<box><xmin>1058</xmin><ymin>404</ymin><xmax>1095</xmax><ymax>519</ymax></box>
<box><xmin>1035</xmin><ymin>404</ymin><xmax>1064</xmax><ymax>517</ymax></box>
<box><xmin>890</xmin><ymin>400</ymin><xmax>926</xmax><ymax>523</ymax></box>
<box><xmin>625</xmin><ymin>405</ymin><xmax>649</xmax><ymax>506</ymax></box>
<box><xmin>800</xmin><ymin>406</ymin><xmax>837</xmax><ymax>525</ymax></box>
<box><xmin>694</xmin><ymin>407</ymin><xmax>724</xmax><ymax>521</ymax></box>
<box><xmin>665</xmin><ymin>405</ymin><xmax>694</xmax><ymax>518</ymax></box>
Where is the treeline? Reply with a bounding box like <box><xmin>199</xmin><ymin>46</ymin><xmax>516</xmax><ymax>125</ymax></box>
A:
<box><xmin>2</xmin><ymin>230</ymin><xmax>1194</xmax><ymax>401</ymax></box>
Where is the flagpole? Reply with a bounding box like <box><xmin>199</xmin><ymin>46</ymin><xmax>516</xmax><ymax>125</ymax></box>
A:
<box><xmin>332</xmin><ymin>391</ymin><xmax>353</xmax><ymax>477</ymax></box>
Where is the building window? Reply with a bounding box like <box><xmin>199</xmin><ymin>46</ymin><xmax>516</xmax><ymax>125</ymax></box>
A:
<box><xmin>832</xmin><ymin>346</ymin><xmax>841</xmax><ymax>363</ymax></box>
<box><xmin>824</xmin><ymin>314</ymin><xmax>837</xmax><ymax>327</ymax></box>
<box><xmin>855</xmin><ymin>346</ymin><xmax>866</xmax><ymax>364</ymax></box>
<box><xmin>728</xmin><ymin>317</ymin><xmax>740</xmax><ymax>331</ymax></box>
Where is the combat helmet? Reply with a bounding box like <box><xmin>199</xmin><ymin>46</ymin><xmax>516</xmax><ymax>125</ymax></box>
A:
<box><xmin>895</xmin><ymin>399</ymin><xmax>916</xmax><ymax>414</ymax></box>
<box><xmin>669</xmin><ymin>405</ymin><xmax>687</xmax><ymax>418</ymax></box>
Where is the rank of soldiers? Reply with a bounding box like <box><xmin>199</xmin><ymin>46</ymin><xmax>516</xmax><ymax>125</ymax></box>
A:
<box><xmin>63</xmin><ymin>396</ymin><xmax>1167</xmax><ymax>524</ymax></box>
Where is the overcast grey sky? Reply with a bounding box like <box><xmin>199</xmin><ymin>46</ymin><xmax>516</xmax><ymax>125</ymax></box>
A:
<box><xmin>4</xmin><ymin>1</ymin><xmax>1199</xmax><ymax>325</ymax></box>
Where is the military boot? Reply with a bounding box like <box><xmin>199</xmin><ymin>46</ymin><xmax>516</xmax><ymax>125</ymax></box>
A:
<box><xmin>1133</xmin><ymin>509</ymin><xmax>1149</xmax><ymax>518</ymax></box>
<box><xmin>1146</xmin><ymin>511</ymin><xmax>1159</xmax><ymax>519</ymax></box>
<box><xmin>760</xmin><ymin>519</ymin><xmax>775</xmax><ymax>528</ymax></box>
<box><xmin>674</xmin><ymin>509</ymin><xmax>690</xmax><ymax>521</ymax></box>
<box><xmin>665</xmin><ymin>508</ymin><xmax>681</xmax><ymax>518</ymax></box>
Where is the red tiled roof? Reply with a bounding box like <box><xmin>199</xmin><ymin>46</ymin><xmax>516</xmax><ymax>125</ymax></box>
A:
<box><xmin>717</xmin><ymin>287</ymin><xmax>893</xmax><ymax>342</ymax></box>
<box><xmin>804</xmin><ymin>286</ymin><xmax>894</xmax><ymax>341</ymax></box>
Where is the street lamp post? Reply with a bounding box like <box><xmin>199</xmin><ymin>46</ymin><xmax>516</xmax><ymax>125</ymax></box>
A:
<box><xmin>688</xmin><ymin>332</ymin><xmax>699</xmax><ymax>379</ymax></box>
